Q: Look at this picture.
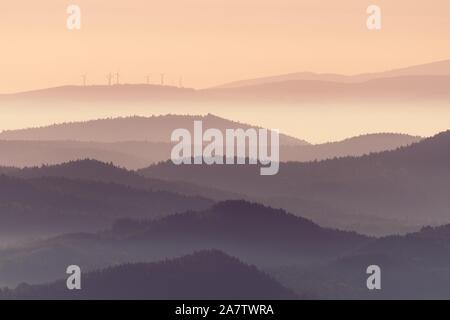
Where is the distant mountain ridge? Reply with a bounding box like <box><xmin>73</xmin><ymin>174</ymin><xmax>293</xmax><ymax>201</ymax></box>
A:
<box><xmin>0</xmin><ymin>114</ymin><xmax>307</xmax><ymax>146</ymax></box>
<box><xmin>3</xmin><ymin>75</ymin><xmax>448</xmax><ymax>102</ymax></box>
<box><xmin>282</xmin><ymin>133</ymin><xmax>421</xmax><ymax>162</ymax></box>
<box><xmin>205</xmin><ymin>75</ymin><xmax>450</xmax><ymax>101</ymax></box>
<box><xmin>1</xmin><ymin>59</ymin><xmax>449</xmax><ymax>148</ymax></box>
<box><xmin>215</xmin><ymin>59</ymin><xmax>450</xmax><ymax>88</ymax></box>
<box><xmin>1</xmin><ymin>60</ymin><xmax>450</xmax><ymax>105</ymax></box>
<box><xmin>0</xmin><ymin>84</ymin><xmax>196</xmax><ymax>100</ymax></box>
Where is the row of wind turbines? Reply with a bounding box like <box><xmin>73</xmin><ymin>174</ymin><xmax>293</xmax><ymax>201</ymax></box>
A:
<box><xmin>80</xmin><ymin>73</ymin><xmax>183</xmax><ymax>87</ymax></box>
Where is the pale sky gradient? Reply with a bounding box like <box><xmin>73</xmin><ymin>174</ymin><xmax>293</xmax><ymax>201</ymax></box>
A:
<box><xmin>1</xmin><ymin>0</ymin><xmax>450</xmax><ymax>93</ymax></box>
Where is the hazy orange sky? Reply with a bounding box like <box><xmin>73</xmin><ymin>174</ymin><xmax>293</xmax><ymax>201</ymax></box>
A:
<box><xmin>1</xmin><ymin>0</ymin><xmax>450</xmax><ymax>93</ymax></box>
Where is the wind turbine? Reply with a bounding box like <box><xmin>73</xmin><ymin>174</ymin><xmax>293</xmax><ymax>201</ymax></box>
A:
<box><xmin>115</xmin><ymin>71</ymin><xmax>120</xmax><ymax>85</ymax></box>
<box><xmin>160</xmin><ymin>73</ymin><xmax>165</xmax><ymax>86</ymax></box>
<box><xmin>81</xmin><ymin>74</ymin><xmax>87</xmax><ymax>86</ymax></box>
<box><xmin>179</xmin><ymin>76</ymin><xmax>183</xmax><ymax>88</ymax></box>
<box><xmin>107</xmin><ymin>73</ymin><xmax>113</xmax><ymax>86</ymax></box>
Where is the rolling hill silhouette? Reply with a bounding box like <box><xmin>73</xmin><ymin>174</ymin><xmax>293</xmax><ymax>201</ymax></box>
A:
<box><xmin>140</xmin><ymin>130</ymin><xmax>450</xmax><ymax>235</ymax></box>
<box><xmin>4</xmin><ymin>203</ymin><xmax>450</xmax><ymax>298</ymax></box>
<box><xmin>0</xmin><ymin>170</ymin><xmax>212</xmax><ymax>237</ymax></box>
<box><xmin>0</xmin><ymin>114</ymin><xmax>307</xmax><ymax>145</ymax></box>
<box><xmin>205</xmin><ymin>75</ymin><xmax>450</xmax><ymax>102</ymax></box>
<box><xmin>0</xmin><ymin>159</ymin><xmax>237</xmax><ymax>201</ymax></box>
<box><xmin>2</xmin><ymin>59</ymin><xmax>450</xmax><ymax>99</ymax></box>
<box><xmin>272</xmin><ymin>223</ymin><xmax>450</xmax><ymax>299</ymax></box>
<box><xmin>215</xmin><ymin>59</ymin><xmax>450</xmax><ymax>88</ymax></box>
<box><xmin>0</xmin><ymin>200</ymin><xmax>369</xmax><ymax>287</ymax></box>
<box><xmin>0</xmin><ymin>140</ymin><xmax>167</xmax><ymax>169</ymax></box>
<box><xmin>0</xmin><ymin>84</ymin><xmax>196</xmax><ymax>101</ymax></box>
<box><xmin>0</xmin><ymin>133</ymin><xmax>420</xmax><ymax>169</ymax></box>
<box><xmin>282</xmin><ymin>133</ymin><xmax>421</xmax><ymax>162</ymax></box>
<box><xmin>0</xmin><ymin>250</ymin><xmax>297</xmax><ymax>300</ymax></box>
<box><xmin>112</xmin><ymin>200</ymin><xmax>369</xmax><ymax>261</ymax></box>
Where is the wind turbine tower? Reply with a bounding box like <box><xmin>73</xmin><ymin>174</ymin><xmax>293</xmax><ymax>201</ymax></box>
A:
<box><xmin>107</xmin><ymin>73</ymin><xmax>113</xmax><ymax>86</ymax></box>
<box><xmin>115</xmin><ymin>71</ymin><xmax>120</xmax><ymax>85</ymax></box>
